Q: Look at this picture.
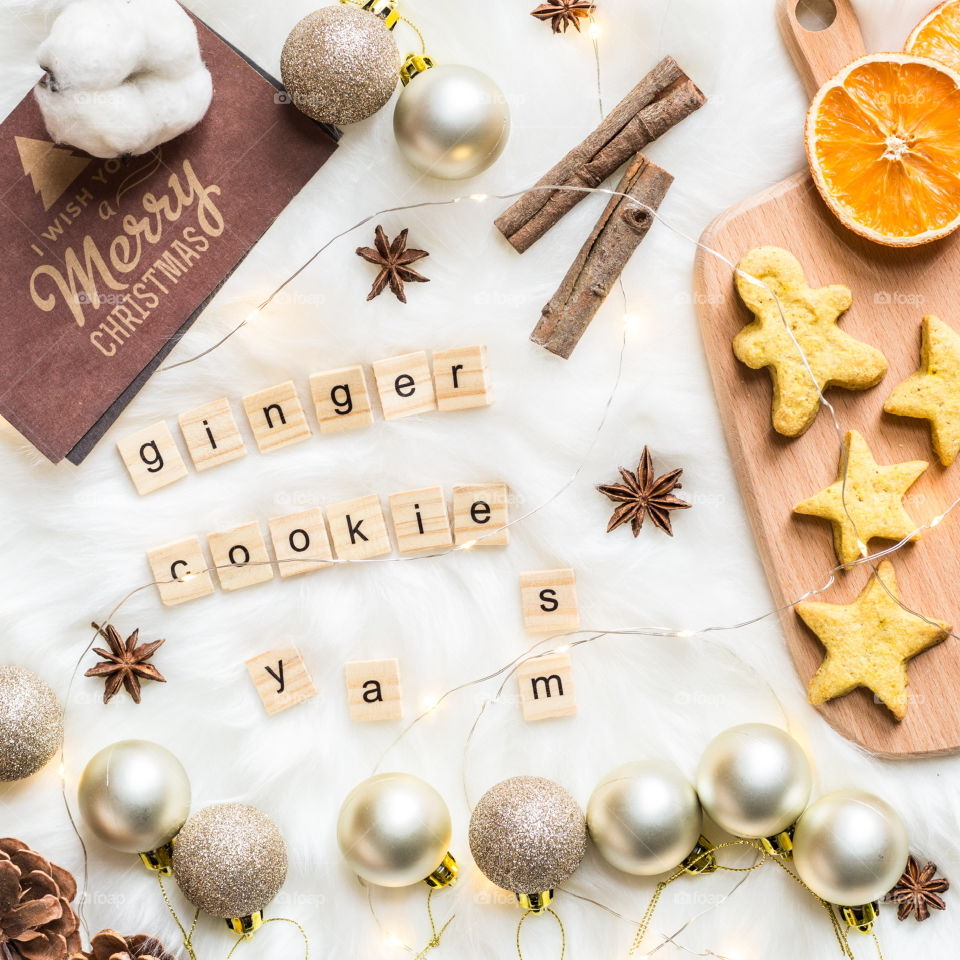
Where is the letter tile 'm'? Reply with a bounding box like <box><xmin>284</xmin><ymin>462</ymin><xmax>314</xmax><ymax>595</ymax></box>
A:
<box><xmin>245</xmin><ymin>647</ymin><xmax>317</xmax><ymax>716</ymax></box>
<box><xmin>117</xmin><ymin>421</ymin><xmax>188</xmax><ymax>495</ymax></box>
<box><xmin>309</xmin><ymin>365</ymin><xmax>375</xmax><ymax>434</ymax></box>
<box><xmin>344</xmin><ymin>659</ymin><xmax>402</xmax><ymax>721</ymax></box>
<box><xmin>242</xmin><ymin>380</ymin><xmax>312</xmax><ymax>453</ymax></box>
<box><xmin>372</xmin><ymin>350</ymin><xmax>436</xmax><ymax>420</ymax></box>
<box><xmin>388</xmin><ymin>486</ymin><xmax>453</xmax><ymax>554</ymax></box>
<box><xmin>517</xmin><ymin>652</ymin><xmax>577</xmax><ymax>722</ymax></box>
<box><xmin>207</xmin><ymin>521</ymin><xmax>274</xmax><ymax>591</ymax></box>
<box><xmin>432</xmin><ymin>345</ymin><xmax>491</xmax><ymax>411</ymax></box>
<box><xmin>268</xmin><ymin>508</ymin><xmax>333</xmax><ymax>578</ymax></box>
<box><xmin>146</xmin><ymin>536</ymin><xmax>215</xmax><ymax>606</ymax></box>
<box><xmin>327</xmin><ymin>494</ymin><xmax>391</xmax><ymax>560</ymax></box>
<box><xmin>178</xmin><ymin>397</ymin><xmax>247</xmax><ymax>472</ymax></box>
<box><xmin>452</xmin><ymin>483</ymin><xmax>509</xmax><ymax>546</ymax></box>
<box><xmin>519</xmin><ymin>568</ymin><xmax>580</xmax><ymax>633</ymax></box>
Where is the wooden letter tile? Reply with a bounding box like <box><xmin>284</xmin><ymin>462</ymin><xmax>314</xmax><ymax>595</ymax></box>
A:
<box><xmin>309</xmin><ymin>365</ymin><xmax>375</xmax><ymax>434</ymax></box>
<box><xmin>519</xmin><ymin>568</ymin><xmax>580</xmax><ymax>633</ymax></box>
<box><xmin>372</xmin><ymin>351</ymin><xmax>436</xmax><ymax>420</ymax></box>
<box><xmin>117</xmin><ymin>421</ymin><xmax>188</xmax><ymax>495</ymax></box>
<box><xmin>178</xmin><ymin>398</ymin><xmax>247</xmax><ymax>472</ymax></box>
<box><xmin>517</xmin><ymin>652</ymin><xmax>577</xmax><ymax>722</ymax></box>
<box><xmin>242</xmin><ymin>380</ymin><xmax>312</xmax><ymax>453</ymax></box>
<box><xmin>452</xmin><ymin>483</ymin><xmax>509</xmax><ymax>546</ymax></box>
<box><xmin>207</xmin><ymin>521</ymin><xmax>274</xmax><ymax>591</ymax></box>
<box><xmin>327</xmin><ymin>494</ymin><xmax>391</xmax><ymax>560</ymax></box>
<box><xmin>268</xmin><ymin>508</ymin><xmax>333</xmax><ymax>578</ymax></box>
<box><xmin>246</xmin><ymin>647</ymin><xmax>317</xmax><ymax>716</ymax></box>
<box><xmin>344</xmin><ymin>659</ymin><xmax>402</xmax><ymax>721</ymax></box>
<box><xmin>432</xmin><ymin>345</ymin><xmax>491</xmax><ymax>411</ymax></box>
<box><xmin>388</xmin><ymin>486</ymin><xmax>453</xmax><ymax>554</ymax></box>
<box><xmin>147</xmin><ymin>536</ymin><xmax>215</xmax><ymax>606</ymax></box>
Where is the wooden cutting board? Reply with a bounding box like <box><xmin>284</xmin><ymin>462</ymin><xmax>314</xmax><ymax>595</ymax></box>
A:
<box><xmin>694</xmin><ymin>0</ymin><xmax>960</xmax><ymax>758</ymax></box>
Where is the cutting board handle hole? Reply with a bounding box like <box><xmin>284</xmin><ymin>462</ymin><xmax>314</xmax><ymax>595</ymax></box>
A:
<box><xmin>795</xmin><ymin>0</ymin><xmax>837</xmax><ymax>31</ymax></box>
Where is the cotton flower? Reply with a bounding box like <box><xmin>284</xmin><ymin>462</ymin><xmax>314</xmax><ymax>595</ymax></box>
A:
<box><xmin>34</xmin><ymin>0</ymin><xmax>212</xmax><ymax>158</ymax></box>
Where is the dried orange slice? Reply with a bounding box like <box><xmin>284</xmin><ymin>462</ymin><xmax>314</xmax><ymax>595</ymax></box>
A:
<box><xmin>805</xmin><ymin>53</ymin><xmax>960</xmax><ymax>246</ymax></box>
<box><xmin>907</xmin><ymin>0</ymin><xmax>960</xmax><ymax>72</ymax></box>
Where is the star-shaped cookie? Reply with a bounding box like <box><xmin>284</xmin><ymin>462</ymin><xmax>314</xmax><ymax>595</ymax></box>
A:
<box><xmin>734</xmin><ymin>247</ymin><xmax>888</xmax><ymax>437</ymax></box>
<box><xmin>796</xmin><ymin>560</ymin><xmax>950</xmax><ymax>720</ymax></box>
<box><xmin>794</xmin><ymin>430</ymin><xmax>927</xmax><ymax>566</ymax></box>
<box><xmin>884</xmin><ymin>315</ymin><xmax>960</xmax><ymax>466</ymax></box>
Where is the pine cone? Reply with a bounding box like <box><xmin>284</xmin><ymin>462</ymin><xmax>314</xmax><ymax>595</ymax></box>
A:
<box><xmin>0</xmin><ymin>837</ymin><xmax>80</xmax><ymax>960</ymax></box>
<box><xmin>69</xmin><ymin>930</ymin><xmax>175</xmax><ymax>960</ymax></box>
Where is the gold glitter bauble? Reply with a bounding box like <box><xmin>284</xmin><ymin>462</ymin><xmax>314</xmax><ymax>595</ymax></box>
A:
<box><xmin>0</xmin><ymin>665</ymin><xmax>63</xmax><ymax>782</ymax></box>
<box><xmin>280</xmin><ymin>5</ymin><xmax>400</xmax><ymax>125</ymax></box>
<box><xmin>469</xmin><ymin>776</ymin><xmax>586</xmax><ymax>895</ymax></box>
<box><xmin>172</xmin><ymin>803</ymin><xmax>287</xmax><ymax>919</ymax></box>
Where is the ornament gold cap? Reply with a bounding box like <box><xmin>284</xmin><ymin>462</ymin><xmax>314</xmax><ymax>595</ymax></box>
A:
<box><xmin>759</xmin><ymin>827</ymin><xmax>796</xmax><ymax>859</ymax></box>
<box><xmin>517</xmin><ymin>890</ymin><xmax>554</xmax><ymax>913</ymax></box>
<box><xmin>839</xmin><ymin>901</ymin><xmax>879</xmax><ymax>934</ymax></box>
<box><xmin>682</xmin><ymin>836</ymin><xmax>719</xmax><ymax>875</ymax></box>
<box><xmin>226</xmin><ymin>912</ymin><xmax>264</xmax><ymax>937</ymax></box>
<box><xmin>340</xmin><ymin>0</ymin><xmax>400</xmax><ymax>30</ymax></box>
<box><xmin>424</xmin><ymin>852</ymin><xmax>458</xmax><ymax>888</ymax></box>
<box><xmin>138</xmin><ymin>842</ymin><xmax>175</xmax><ymax>875</ymax></box>
<box><xmin>400</xmin><ymin>53</ymin><xmax>436</xmax><ymax>85</ymax></box>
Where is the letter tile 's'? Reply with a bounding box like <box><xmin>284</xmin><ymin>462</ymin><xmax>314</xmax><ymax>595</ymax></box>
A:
<box><xmin>388</xmin><ymin>486</ymin><xmax>453</xmax><ymax>554</ymax></box>
<box><xmin>117</xmin><ymin>421</ymin><xmax>188</xmax><ymax>495</ymax></box>
<box><xmin>268</xmin><ymin>508</ymin><xmax>334</xmax><ymax>578</ymax></box>
<box><xmin>519</xmin><ymin>568</ymin><xmax>580</xmax><ymax>633</ymax></box>
<box><xmin>452</xmin><ymin>483</ymin><xmax>509</xmax><ymax>545</ymax></box>
<box><xmin>242</xmin><ymin>380</ymin><xmax>312</xmax><ymax>453</ymax></box>
<box><xmin>146</xmin><ymin>536</ymin><xmax>215</xmax><ymax>606</ymax></box>
<box><xmin>178</xmin><ymin>398</ymin><xmax>247</xmax><ymax>471</ymax></box>
<box><xmin>344</xmin><ymin>659</ymin><xmax>402</xmax><ymax>721</ymax></box>
<box><xmin>309</xmin><ymin>365</ymin><xmax>375</xmax><ymax>434</ymax></box>
<box><xmin>245</xmin><ymin>647</ymin><xmax>317</xmax><ymax>716</ymax></box>
<box><xmin>207</xmin><ymin>521</ymin><xmax>274</xmax><ymax>591</ymax></box>
<box><xmin>372</xmin><ymin>351</ymin><xmax>436</xmax><ymax>420</ymax></box>
<box><xmin>432</xmin><ymin>346</ymin><xmax>491</xmax><ymax>411</ymax></box>
<box><xmin>327</xmin><ymin>494</ymin><xmax>391</xmax><ymax>560</ymax></box>
<box><xmin>517</xmin><ymin>652</ymin><xmax>577</xmax><ymax>722</ymax></box>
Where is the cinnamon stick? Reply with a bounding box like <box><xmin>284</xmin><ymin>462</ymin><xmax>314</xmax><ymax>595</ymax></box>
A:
<box><xmin>495</xmin><ymin>56</ymin><xmax>703</xmax><ymax>253</ymax></box>
<box><xmin>531</xmin><ymin>154</ymin><xmax>672</xmax><ymax>359</ymax></box>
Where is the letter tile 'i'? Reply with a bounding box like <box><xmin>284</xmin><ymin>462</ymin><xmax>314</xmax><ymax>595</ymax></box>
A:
<box><xmin>178</xmin><ymin>398</ymin><xmax>247</xmax><ymax>471</ymax></box>
<box><xmin>388</xmin><ymin>486</ymin><xmax>453</xmax><ymax>554</ymax></box>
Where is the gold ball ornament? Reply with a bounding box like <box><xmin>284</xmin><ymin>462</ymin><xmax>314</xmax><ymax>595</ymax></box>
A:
<box><xmin>280</xmin><ymin>4</ymin><xmax>401</xmax><ymax>125</ymax></box>
<box><xmin>172</xmin><ymin>803</ymin><xmax>287</xmax><ymax>930</ymax></box>
<box><xmin>0</xmin><ymin>665</ymin><xmax>63</xmax><ymax>782</ymax></box>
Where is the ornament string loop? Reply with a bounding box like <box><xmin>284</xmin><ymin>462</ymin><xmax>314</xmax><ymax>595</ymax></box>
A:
<box><xmin>516</xmin><ymin>907</ymin><xmax>565</xmax><ymax>960</ymax></box>
<box><xmin>412</xmin><ymin>887</ymin><xmax>455</xmax><ymax>959</ymax></box>
<box><xmin>226</xmin><ymin>917</ymin><xmax>310</xmax><ymax>960</ymax></box>
<box><xmin>156</xmin><ymin>873</ymin><xmax>200</xmax><ymax>960</ymax></box>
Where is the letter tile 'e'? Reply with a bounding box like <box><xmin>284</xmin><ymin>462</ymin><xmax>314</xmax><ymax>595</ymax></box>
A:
<box><xmin>452</xmin><ymin>483</ymin><xmax>509</xmax><ymax>546</ymax></box>
<box><xmin>242</xmin><ymin>380</ymin><xmax>312</xmax><ymax>453</ymax></box>
<box><xmin>327</xmin><ymin>494</ymin><xmax>391</xmax><ymax>560</ymax></box>
<box><xmin>432</xmin><ymin>346</ymin><xmax>491</xmax><ymax>411</ymax></box>
<box><xmin>517</xmin><ymin>652</ymin><xmax>577</xmax><ymax>722</ymax></box>
<box><xmin>146</xmin><ymin>536</ymin><xmax>215</xmax><ymax>606</ymax></box>
<box><xmin>207</xmin><ymin>521</ymin><xmax>274</xmax><ymax>591</ymax></box>
<box><xmin>117</xmin><ymin>421</ymin><xmax>188</xmax><ymax>495</ymax></box>
<box><xmin>388</xmin><ymin>486</ymin><xmax>453</xmax><ymax>554</ymax></box>
<box><xmin>268</xmin><ymin>508</ymin><xmax>333</xmax><ymax>578</ymax></box>
<box><xmin>245</xmin><ymin>647</ymin><xmax>317</xmax><ymax>716</ymax></box>
<box><xmin>372</xmin><ymin>351</ymin><xmax>436</xmax><ymax>420</ymax></box>
<box><xmin>309</xmin><ymin>365</ymin><xmax>375</xmax><ymax>434</ymax></box>
<box><xmin>344</xmin><ymin>659</ymin><xmax>402</xmax><ymax>721</ymax></box>
<box><xmin>519</xmin><ymin>568</ymin><xmax>580</xmax><ymax>633</ymax></box>
<box><xmin>178</xmin><ymin>398</ymin><xmax>247</xmax><ymax>472</ymax></box>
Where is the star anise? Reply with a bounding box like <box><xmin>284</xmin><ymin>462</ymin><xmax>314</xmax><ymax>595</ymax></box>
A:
<box><xmin>84</xmin><ymin>622</ymin><xmax>166</xmax><ymax>704</ymax></box>
<box><xmin>356</xmin><ymin>225</ymin><xmax>430</xmax><ymax>303</ymax></box>
<box><xmin>530</xmin><ymin>0</ymin><xmax>596</xmax><ymax>33</ymax></box>
<box><xmin>887</xmin><ymin>855</ymin><xmax>949</xmax><ymax>922</ymax></box>
<box><xmin>598</xmin><ymin>446</ymin><xmax>691</xmax><ymax>537</ymax></box>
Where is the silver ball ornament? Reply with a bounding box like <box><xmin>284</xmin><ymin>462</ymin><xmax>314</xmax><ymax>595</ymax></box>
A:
<box><xmin>0</xmin><ymin>665</ymin><xmax>63</xmax><ymax>782</ymax></box>
<box><xmin>337</xmin><ymin>773</ymin><xmax>453</xmax><ymax>887</ymax></box>
<box><xmin>587</xmin><ymin>760</ymin><xmax>702</xmax><ymax>876</ymax></box>
<box><xmin>469</xmin><ymin>776</ymin><xmax>586</xmax><ymax>896</ymax></box>
<box><xmin>696</xmin><ymin>723</ymin><xmax>812</xmax><ymax>839</ymax></box>
<box><xmin>78</xmin><ymin>740</ymin><xmax>190</xmax><ymax>854</ymax></box>
<box><xmin>281</xmin><ymin>5</ymin><xmax>400</xmax><ymax>125</ymax></box>
<box><xmin>793</xmin><ymin>790</ymin><xmax>909</xmax><ymax>906</ymax></box>
<box><xmin>172</xmin><ymin>803</ymin><xmax>287</xmax><ymax>920</ymax></box>
<box><xmin>393</xmin><ymin>64</ymin><xmax>510</xmax><ymax>179</ymax></box>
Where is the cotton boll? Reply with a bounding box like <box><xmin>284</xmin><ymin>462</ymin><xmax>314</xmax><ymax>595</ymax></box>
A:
<box><xmin>136</xmin><ymin>69</ymin><xmax>213</xmax><ymax>151</ymax></box>
<box><xmin>139</xmin><ymin>0</ymin><xmax>211</xmax><ymax>78</ymax></box>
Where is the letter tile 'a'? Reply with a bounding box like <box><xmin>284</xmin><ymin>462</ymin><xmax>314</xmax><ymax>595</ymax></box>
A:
<box><xmin>344</xmin><ymin>659</ymin><xmax>402</xmax><ymax>721</ymax></box>
<box><xmin>517</xmin><ymin>652</ymin><xmax>577</xmax><ymax>722</ymax></box>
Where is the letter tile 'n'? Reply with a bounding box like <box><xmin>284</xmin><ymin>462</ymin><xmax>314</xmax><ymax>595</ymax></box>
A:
<box><xmin>242</xmin><ymin>381</ymin><xmax>312</xmax><ymax>453</ymax></box>
<box><xmin>517</xmin><ymin>652</ymin><xmax>577</xmax><ymax>722</ymax></box>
